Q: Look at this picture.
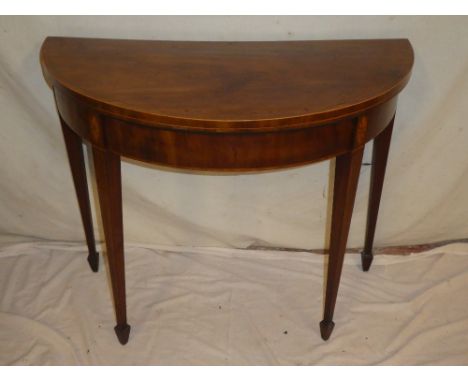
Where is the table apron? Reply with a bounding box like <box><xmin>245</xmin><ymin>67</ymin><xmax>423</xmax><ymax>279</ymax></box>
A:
<box><xmin>54</xmin><ymin>89</ymin><xmax>397</xmax><ymax>171</ymax></box>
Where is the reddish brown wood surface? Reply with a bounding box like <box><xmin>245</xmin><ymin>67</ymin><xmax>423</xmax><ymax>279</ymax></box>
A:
<box><xmin>92</xmin><ymin>147</ymin><xmax>130</xmax><ymax>345</ymax></box>
<box><xmin>40</xmin><ymin>37</ymin><xmax>414</xmax><ymax>344</ymax></box>
<box><xmin>321</xmin><ymin>144</ymin><xmax>365</xmax><ymax>340</ymax></box>
<box><xmin>60</xmin><ymin>118</ymin><xmax>99</xmax><ymax>272</ymax></box>
<box><xmin>53</xmin><ymin>79</ymin><xmax>398</xmax><ymax>171</ymax></box>
<box><xmin>41</xmin><ymin>37</ymin><xmax>413</xmax><ymax>130</ymax></box>
<box><xmin>362</xmin><ymin>117</ymin><xmax>395</xmax><ymax>271</ymax></box>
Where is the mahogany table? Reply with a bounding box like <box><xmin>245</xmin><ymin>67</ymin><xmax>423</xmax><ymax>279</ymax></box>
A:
<box><xmin>40</xmin><ymin>37</ymin><xmax>413</xmax><ymax>345</ymax></box>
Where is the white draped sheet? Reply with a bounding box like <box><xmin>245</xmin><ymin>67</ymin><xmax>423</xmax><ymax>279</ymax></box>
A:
<box><xmin>1</xmin><ymin>16</ymin><xmax>468</xmax><ymax>365</ymax></box>
<box><xmin>1</xmin><ymin>239</ymin><xmax>467</xmax><ymax>365</ymax></box>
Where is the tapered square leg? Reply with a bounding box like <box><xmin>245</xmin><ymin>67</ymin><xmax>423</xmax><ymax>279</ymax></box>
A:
<box><xmin>60</xmin><ymin>117</ymin><xmax>99</xmax><ymax>272</ymax></box>
<box><xmin>321</xmin><ymin>146</ymin><xmax>364</xmax><ymax>340</ymax></box>
<box><xmin>361</xmin><ymin>116</ymin><xmax>395</xmax><ymax>272</ymax></box>
<box><xmin>92</xmin><ymin>147</ymin><xmax>130</xmax><ymax>345</ymax></box>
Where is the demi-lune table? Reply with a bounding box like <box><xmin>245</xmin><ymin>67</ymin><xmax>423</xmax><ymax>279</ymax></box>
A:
<box><xmin>40</xmin><ymin>37</ymin><xmax>413</xmax><ymax>345</ymax></box>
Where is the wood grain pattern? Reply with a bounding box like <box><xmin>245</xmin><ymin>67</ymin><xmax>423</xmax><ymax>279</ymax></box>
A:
<box><xmin>41</xmin><ymin>37</ymin><xmax>413</xmax><ymax>130</ymax></box>
<box><xmin>54</xmin><ymin>87</ymin><xmax>397</xmax><ymax>171</ymax></box>
<box><xmin>41</xmin><ymin>37</ymin><xmax>414</xmax><ymax>344</ymax></box>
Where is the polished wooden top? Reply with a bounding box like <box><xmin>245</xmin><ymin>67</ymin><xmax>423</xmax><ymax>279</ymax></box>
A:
<box><xmin>41</xmin><ymin>37</ymin><xmax>413</xmax><ymax>130</ymax></box>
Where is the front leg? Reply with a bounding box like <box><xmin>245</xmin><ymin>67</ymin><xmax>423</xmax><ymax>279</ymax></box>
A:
<box><xmin>92</xmin><ymin>146</ymin><xmax>130</xmax><ymax>345</ymax></box>
<box><xmin>320</xmin><ymin>146</ymin><xmax>364</xmax><ymax>340</ymax></box>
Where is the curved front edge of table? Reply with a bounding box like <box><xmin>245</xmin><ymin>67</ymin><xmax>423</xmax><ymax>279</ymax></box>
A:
<box><xmin>55</xmin><ymin>88</ymin><xmax>398</xmax><ymax>171</ymax></box>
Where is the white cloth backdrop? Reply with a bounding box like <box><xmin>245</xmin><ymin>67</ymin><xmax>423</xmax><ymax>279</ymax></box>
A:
<box><xmin>1</xmin><ymin>16</ymin><xmax>468</xmax><ymax>249</ymax></box>
<box><xmin>1</xmin><ymin>239</ymin><xmax>468</xmax><ymax>365</ymax></box>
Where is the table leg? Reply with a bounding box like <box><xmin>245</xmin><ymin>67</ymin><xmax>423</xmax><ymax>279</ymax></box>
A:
<box><xmin>361</xmin><ymin>117</ymin><xmax>395</xmax><ymax>271</ymax></box>
<box><xmin>320</xmin><ymin>146</ymin><xmax>364</xmax><ymax>340</ymax></box>
<box><xmin>60</xmin><ymin>118</ymin><xmax>99</xmax><ymax>272</ymax></box>
<box><xmin>92</xmin><ymin>147</ymin><xmax>130</xmax><ymax>345</ymax></box>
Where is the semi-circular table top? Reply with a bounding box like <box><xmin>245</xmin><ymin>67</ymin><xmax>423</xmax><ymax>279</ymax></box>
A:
<box><xmin>41</xmin><ymin>37</ymin><xmax>414</xmax><ymax>130</ymax></box>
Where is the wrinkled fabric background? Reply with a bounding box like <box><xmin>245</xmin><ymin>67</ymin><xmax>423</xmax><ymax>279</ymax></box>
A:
<box><xmin>1</xmin><ymin>16</ymin><xmax>468</xmax><ymax>366</ymax></box>
<box><xmin>1</xmin><ymin>16</ymin><xmax>468</xmax><ymax>249</ymax></box>
<box><xmin>1</xmin><ymin>238</ymin><xmax>468</xmax><ymax>365</ymax></box>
